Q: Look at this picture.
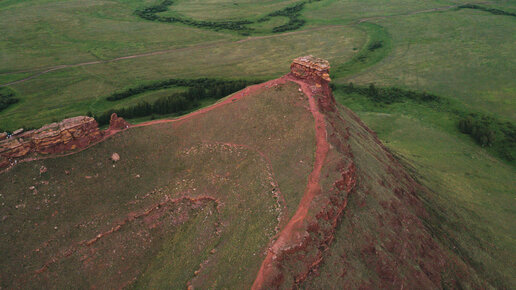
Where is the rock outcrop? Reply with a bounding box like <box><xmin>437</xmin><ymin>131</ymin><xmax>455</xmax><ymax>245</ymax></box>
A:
<box><xmin>290</xmin><ymin>55</ymin><xmax>331</xmax><ymax>84</ymax></box>
<box><xmin>0</xmin><ymin>116</ymin><xmax>103</xmax><ymax>168</ymax></box>
<box><xmin>108</xmin><ymin>113</ymin><xmax>130</xmax><ymax>130</ymax></box>
<box><xmin>290</xmin><ymin>55</ymin><xmax>336</xmax><ymax>112</ymax></box>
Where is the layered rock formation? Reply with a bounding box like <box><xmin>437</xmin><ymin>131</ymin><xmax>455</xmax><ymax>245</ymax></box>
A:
<box><xmin>290</xmin><ymin>55</ymin><xmax>336</xmax><ymax>112</ymax></box>
<box><xmin>290</xmin><ymin>55</ymin><xmax>331</xmax><ymax>84</ymax></box>
<box><xmin>0</xmin><ymin>116</ymin><xmax>103</xmax><ymax>168</ymax></box>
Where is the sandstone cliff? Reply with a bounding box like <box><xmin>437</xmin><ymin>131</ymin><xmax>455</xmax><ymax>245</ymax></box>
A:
<box><xmin>0</xmin><ymin>116</ymin><xmax>103</xmax><ymax>168</ymax></box>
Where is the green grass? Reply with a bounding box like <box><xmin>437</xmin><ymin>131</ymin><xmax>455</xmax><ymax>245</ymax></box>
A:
<box><xmin>342</xmin><ymin>9</ymin><xmax>516</xmax><ymax>122</ymax></box>
<box><xmin>0</xmin><ymin>25</ymin><xmax>364</xmax><ymax>131</ymax></box>
<box><xmin>331</xmin><ymin>22</ymin><xmax>392</xmax><ymax>78</ymax></box>
<box><xmin>334</xmin><ymin>88</ymin><xmax>516</xmax><ymax>288</ymax></box>
<box><xmin>166</xmin><ymin>0</ymin><xmax>300</xmax><ymax>21</ymax></box>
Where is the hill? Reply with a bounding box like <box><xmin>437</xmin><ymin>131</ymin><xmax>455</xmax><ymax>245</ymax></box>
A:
<box><xmin>0</xmin><ymin>57</ymin><xmax>495</xmax><ymax>288</ymax></box>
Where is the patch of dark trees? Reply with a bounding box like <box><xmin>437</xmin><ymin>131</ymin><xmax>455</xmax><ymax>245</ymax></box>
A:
<box><xmin>333</xmin><ymin>82</ymin><xmax>441</xmax><ymax>104</ymax></box>
<box><xmin>134</xmin><ymin>0</ymin><xmax>253</xmax><ymax>34</ymax></box>
<box><xmin>95</xmin><ymin>78</ymin><xmax>261</xmax><ymax>126</ymax></box>
<box><xmin>134</xmin><ymin>0</ymin><xmax>320</xmax><ymax>34</ymax></box>
<box><xmin>0</xmin><ymin>88</ymin><xmax>19</xmax><ymax>113</ymax></box>
<box><xmin>367</xmin><ymin>40</ymin><xmax>383</xmax><ymax>51</ymax></box>
<box><xmin>458</xmin><ymin>114</ymin><xmax>515</xmax><ymax>160</ymax></box>
<box><xmin>333</xmin><ymin>83</ymin><xmax>516</xmax><ymax>162</ymax></box>
<box><xmin>458</xmin><ymin>4</ymin><xmax>516</xmax><ymax>17</ymax></box>
<box><xmin>259</xmin><ymin>2</ymin><xmax>306</xmax><ymax>33</ymax></box>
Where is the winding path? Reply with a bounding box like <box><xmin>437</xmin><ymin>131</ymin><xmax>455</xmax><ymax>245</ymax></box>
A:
<box><xmin>252</xmin><ymin>75</ymin><xmax>330</xmax><ymax>289</ymax></box>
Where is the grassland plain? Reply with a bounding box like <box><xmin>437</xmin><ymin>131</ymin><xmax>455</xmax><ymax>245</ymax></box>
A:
<box><xmin>342</xmin><ymin>8</ymin><xmax>516</xmax><ymax>121</ymax></box>
<box><xmin>0</xmin><ymin>82</ymin><xmax>316</xmax><ymax>288</ymax></box>
<box><xmin>0</xmin><ymin>26</ymin><xmax>365</xmax><ymax>131</ymax></box>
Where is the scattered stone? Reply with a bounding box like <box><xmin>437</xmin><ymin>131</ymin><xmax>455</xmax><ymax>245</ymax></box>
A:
<box><xmin>210</xmin><ymin>248</ymin><xmax>217</xmax><ymax>254</ymax></box>
<box><xmin>135</xmin><ymin>174</ymin><xmax>141</xmax><ymax>178</ymax></box>
<box><xmin>65</xmin><ymin>170</ymin><xmax>70</xmax><ymax>175</ymax></box>
<box><xmin>111</xmin><ymin>153</ymin><xmax>120</xmax><ymax>162</ymax></box>
<box><xmin>39</xmin><ymin>165</ymin><xmax>47</xmax><ymax>174</ymax></box>
<box><xmin>12</xmin><ymin>128</ymin><xmax>24</xmax><ymax>135</ymax></box>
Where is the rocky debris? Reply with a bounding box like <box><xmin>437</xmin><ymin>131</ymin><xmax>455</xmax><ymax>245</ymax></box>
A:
<box><xmin>0</xmin><ymin>116</ymin><xmax>103</xmax><ymax>168</ymax></box>
<box><xmin>0</xmin><ymin>132</ymin><xmax>7</xmax><ymax>140</ymax></box>
<box><xmin>111</xmin><ymin>153</ymin><xmax>120</xmax><ymax>162</ymax></box>
<box><xmin>39</xmin><ymin>166</ymin><xmax>47</xmax><ymax>174</ymax></box>
<box><xmin>12</xmin><ymin>128</ymin><xmax>24</xmax><ymax>136</ymax></box>
<box><xmin>290</xmin><ymin>55</ymin><xmax>331</xmax><ymax>84</ymax></box>
<box><xmin>290</xmin><ymin>56</ymin><xmax>336</xmax><ymax>113</ymax></box>
<box><xmin>108</xmin><ymin>113</ymin><xmax>130</xmax><ymax>130</ymax></box>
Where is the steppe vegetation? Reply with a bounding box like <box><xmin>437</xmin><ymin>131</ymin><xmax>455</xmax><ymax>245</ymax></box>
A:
<box><xmin>1</xmin><ymin>0</ymin><xmax>515</xmax><ymax>287</ymax></box>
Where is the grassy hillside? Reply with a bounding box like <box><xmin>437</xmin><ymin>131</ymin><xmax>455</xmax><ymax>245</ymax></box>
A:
<box><xmin>0</xmin><ymin>82</ymin><xmax>316</xmax><ymax>288</ymax></box>
<box><xmin>335</xmin><ymin>88</ymin><xmax>516</xmax><ymax>287</ymax></box>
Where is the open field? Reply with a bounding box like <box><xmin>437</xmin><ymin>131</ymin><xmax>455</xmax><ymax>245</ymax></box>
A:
<box><xmin>0</xmin><ymin>25</ymin><xmax>364</xmax><ymax>131</ymax></box>
<box><xmin>342</xmin><ymin>8</ymin><xmax>516</xmax><ymax>121</ymax></box>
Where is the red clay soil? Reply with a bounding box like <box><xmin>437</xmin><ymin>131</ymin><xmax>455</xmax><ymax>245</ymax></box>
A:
<box><xmin>252</xmin><ymin>75</ymin><xmax>330</xmax><ymax>289</ymax></box>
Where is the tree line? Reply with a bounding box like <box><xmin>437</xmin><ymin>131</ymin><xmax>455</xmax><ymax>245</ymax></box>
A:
<box><xmin>458</xmin><ymin>4</ymin><xmax>516</xmax><ymax>17</ymax></box>
<box><xmin>95</xmin><ymin>78</ymin><xmax>261</xmax><ymax>126</ymax></box>
<box><xmin>0</xmin><ymin>87</ymin><xmax>19</xmax><ymax>113</ymax></box>
<box><xmin>134</xmin><ymin>0</ymin><xmax>319</xmax><ymax>34</ymax></box>
<box><xmin>333</xmin><ymin>82</ymin><xmax>441</xmax><ymax>104</ymax></box>
<box><xmin>458</xmin><ymin>114</ymin><xmax>515</xmax><ymax>160</ymax></box>
<box><xmin>332</xmin><ymin>82</ymin><xmax>515</xmax><ymax>162</ymax></box>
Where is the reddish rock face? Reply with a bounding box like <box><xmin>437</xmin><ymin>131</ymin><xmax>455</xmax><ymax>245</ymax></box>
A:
<box><xmin>109</xmin><ymin>113</ymin><xmax>130</xmax><ymax>130</ymax></box>
<box><xmin>290</xmin><ymin>55</ymin><xmax>331</xmax><ymax>84</ymax></box>
<box><xmin>290</xmin><ymin>56</ymin><xmax>336</xmax><ymax>113</ymax></box>
<box><xmin>0</xmin><ymin>116</ymin><xmax>103</xmax><ymax>168</ymax></box>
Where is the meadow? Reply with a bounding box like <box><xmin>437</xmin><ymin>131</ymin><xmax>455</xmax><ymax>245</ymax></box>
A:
<box><xmin>0</xmin><ymin>0</ymin><xmax>515</xmax><ymax>287</ymax></box>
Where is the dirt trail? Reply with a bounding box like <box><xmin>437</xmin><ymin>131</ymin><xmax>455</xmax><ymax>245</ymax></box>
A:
<box><xmin>252</xmin><ymin>76</ymin><xmax>329</xmax><ymax>289</ymax></box>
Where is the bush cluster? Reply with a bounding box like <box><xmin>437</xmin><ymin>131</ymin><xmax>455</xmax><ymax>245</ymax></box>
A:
<box><xmin>0</xmin><ymin>88</ymin><xmax>19</xmax><ymax>113</ymax></box>
<box><xmin>337</xmin><ymin>82</ymin><xmax>441</xmax><ymax>104</ymax></box>
<box><xmin>134</xmin><ymin>0</ymin><xmax>318</xmax><ymax>33</ymax></box>
<box><xmin>96</xmin><ymin>78</ymin><xmax>259</xmax><ymax>126</ymax></box>
<box><xmin>134</xmin><ymin>0</ymin><xmax>252</xmax><ymax>33</ymax></box>
<box><xmin>459</xmin><ymin>4</ymin><xmax>516</xmax><ymax>17</ymax></box>
<box><xmin>106</xmin><ymin>78</ymin><xmax>254</xmax><ymax>102</ymax></box>
<box><xmin>458</xmin><ymin>114</ymin><xmax>516</xmax><ymax>160</ymax></box>
<box><xmin>332</xmin><ymin>82</ymin><xmax>515</xmax><ymax>162</ymax></box>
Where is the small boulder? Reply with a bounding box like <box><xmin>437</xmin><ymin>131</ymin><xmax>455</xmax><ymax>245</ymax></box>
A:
<box><xmin>39</xmin><ymin>166</ymin><xmax>47</xmax><ymax>174</ymax></box>
<box><xmin>111</xmin><ymin>153</ymin><xmax>120</xmax><ymax>162</ymax></box>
